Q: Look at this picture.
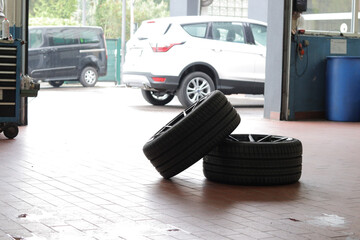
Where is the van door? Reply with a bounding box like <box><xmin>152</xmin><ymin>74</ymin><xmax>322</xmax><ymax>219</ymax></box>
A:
<box><xmin>28</xmin><ymin>28</ymin><xmax>53</xmax><ymax>80</ymax></box>
<box><xmin>47</xmin><ymin>28</ymin><xmax>80</xmax><ymax>80</ymax></box>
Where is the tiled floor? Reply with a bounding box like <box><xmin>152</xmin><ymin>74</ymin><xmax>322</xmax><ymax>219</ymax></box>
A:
<box><xmin>0</xmin><ymin>85</ymin><xmax>359</xmax><ymax>240</ymax></box>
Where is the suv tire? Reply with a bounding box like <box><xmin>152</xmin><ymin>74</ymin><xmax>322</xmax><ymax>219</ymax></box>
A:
<box><xmin>203</xmin><ymin>134</ymin><xmax>302</xmax><ymax>185</ymax></box>
<box><xmin>141</xmin><ymin>90</ymin><xmax>175</xmax><ymax>106</ymax></box>
<box><xmin>49</xmin><ymin>81</ymin><xmax>64</xmax><ymax>88</ymax></box>
<box><xmin>143</xmin><ymin>90</ymin><xmax>240</xmax><ymax>179</ymax></box>
<box><xmin>177</xmin><ymin>71</ymin><xmax>215</xmax><ymax>108</ymax></box>
<box><xmin>80</xmin><ymin>66</ymin><xmax>98</xmax><ymax>87</ymax></box>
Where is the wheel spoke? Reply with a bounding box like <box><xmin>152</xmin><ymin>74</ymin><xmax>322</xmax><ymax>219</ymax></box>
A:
<box><xmin>257</xmin><ymin>135</ymin><xmax>272</xmax><ymax>142</ymax></box>
<box><xmin>273</xmin><ymin>137</ymin><xmax>291</xmax><ymax>142</ymax></box>
<box><xmin>199</xmin><ymin>82</ymin><xmax>209</xmax><ymax>90</ymax></box>
<box><xmin>227</xmin><ymin>135</ymin><xmax>239</xmax><ymax>142</ymax></box>
<box><xmin>195</xmin><ymin>78</ymin><xmax>200</xmax><ymax>88</ymax></box>
<box><xmin>248</xmin><ymin>134</ymin><xmax>255</xmax><ymax>142</ymax></box>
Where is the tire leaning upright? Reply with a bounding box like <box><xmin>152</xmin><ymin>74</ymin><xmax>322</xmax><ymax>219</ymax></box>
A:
<box><xmin>143</xmin><ymin>90</ymin><xmax>240</xmax><ymax>179</ymax></box>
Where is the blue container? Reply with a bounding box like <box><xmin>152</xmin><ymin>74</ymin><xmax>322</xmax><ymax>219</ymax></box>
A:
<box><xmin>326</xmin><ymin>56</ymin><xmax>360</xmax><ymax>122</ymax></box>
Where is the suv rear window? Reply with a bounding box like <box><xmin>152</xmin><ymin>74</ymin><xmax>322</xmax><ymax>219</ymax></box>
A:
<box><xmin>135</xmin><ymin>21</ymin><xmax>171</xmax><ymax>39</ymax></box>
<box><xmin>182</xmin><ymin>23</ymin><xmax>208</xmax><ymax>38</ymax></box>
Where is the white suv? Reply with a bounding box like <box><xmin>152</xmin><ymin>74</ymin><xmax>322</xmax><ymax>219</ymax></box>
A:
<box><xmin>123</xmin><ymin>16</ymin><xmax>267</xmax><ymax>107</ymax></box>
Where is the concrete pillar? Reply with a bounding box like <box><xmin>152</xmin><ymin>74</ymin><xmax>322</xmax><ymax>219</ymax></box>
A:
<box><xmin>170</xmin><ymin>0</ymin><xmax>200</xmax><ymax>16</ymax></box>
<box><xmin>263</xmin><ymin>0</ymin><xmax>292</xmax><ymax>120</ymax></box>
<box><xmin>248</xmin><ymin>0</ymin><xmax>268</xmax><ymax>23</ymax></box>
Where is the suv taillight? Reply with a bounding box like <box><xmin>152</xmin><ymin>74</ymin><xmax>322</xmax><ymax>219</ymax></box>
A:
<box><xmin>150</xmin><ymin>42</ymin><xmax>184</xmax><ymax>52</ymax></box>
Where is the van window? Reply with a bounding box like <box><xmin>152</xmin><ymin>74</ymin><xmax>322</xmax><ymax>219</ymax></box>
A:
<box><xmin>79</xmin><ymin>29</ymin><xmax>100</xmax><ymax>44</ymax></box>
<box><xmin>250</xmin><ymin>24</ymin><xmax>267</xmax><ymax>46</ymax></box>
<box><xmin>48</xmin><ymin>28</ymin><xmax>79</xmax><ymax>46</ymax></box>
<box><xmin>29</xmin><ymin>29</ymin><xmax>43</xmax><ymax>48</ymax></box>
<box><xmin>182</xmin><ymin>23</ymin><xmax>208</xmax><ymax>38</ymax></box>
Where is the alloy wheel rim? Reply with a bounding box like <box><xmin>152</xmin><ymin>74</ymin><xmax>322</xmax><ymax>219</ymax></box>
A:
<box><xmin>186</xmin><ymin>77</ymin><xmax>211</xmax><ymax>103</ymax></box>
<box><xmin>150</xmin><ymin>91</ymin><xmax>170</xmax><ymax>100</ymax></box>
<box><xmin>85</xmin><ymin>70</ymin><xmax>96</xmax><ymax>84</ymax></box>
<box><xmin>148</xmin><ymin>94</ymin><xmax>209</xmax><ymax>142</ymax></box>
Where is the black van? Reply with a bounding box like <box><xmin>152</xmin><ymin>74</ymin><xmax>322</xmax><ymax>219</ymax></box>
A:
<box><xmin>28</xmin><ymin>26</ymin><xmax>107</xmax><ymax>87</ymax></box>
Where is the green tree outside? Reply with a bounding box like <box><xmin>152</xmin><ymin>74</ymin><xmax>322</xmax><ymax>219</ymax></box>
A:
<box><xmin>29</xmin><ymin>0</ymin><xmax>169</xmax><ymax>39</ymax></box>
<box><xmin>30</xmin><ymin>0</ymin><xmax>78</xmax><ymax>18</ymax></box>
<box><xmin>95</xmin><ymin>0</ymin><xmax>169</xmax><ymax>38</ymax></box>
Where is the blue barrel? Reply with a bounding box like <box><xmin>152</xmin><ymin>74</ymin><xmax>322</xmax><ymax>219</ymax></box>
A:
<box><xmin>326</xmin><ymin>56</ymin><xmax>360</xmax><ymax>121</ymax></box>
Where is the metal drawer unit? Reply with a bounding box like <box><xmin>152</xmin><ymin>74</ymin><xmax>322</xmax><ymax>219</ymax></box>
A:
<box><xmin>0</xmin><ymin>40</ymin><xmax>22</xmax><ymax>139</ymax></box>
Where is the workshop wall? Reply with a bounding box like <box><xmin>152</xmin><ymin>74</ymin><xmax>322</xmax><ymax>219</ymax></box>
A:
<box><xmin>4</xmin><ymin>0</ymin><xmax>23</xmax><ymax>39</ymax></box>
<box><xmin>288</xmin><ymin>35</ymin><xmax>360</xmax><ymax>120</ymax></box>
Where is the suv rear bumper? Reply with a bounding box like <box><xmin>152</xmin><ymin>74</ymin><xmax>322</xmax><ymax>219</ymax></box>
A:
<box><xmin>123</xmin><ymin>72</ymin><xmax>179</xmax><ymax>92</ymax></box>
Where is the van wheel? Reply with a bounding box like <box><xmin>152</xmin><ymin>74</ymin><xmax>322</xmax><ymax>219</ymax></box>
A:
<box><xmin>141</xmin><ymin>89</ymin><xmax>174</xmax><ymax>106</ymax></box>
<box><xmin>177</xmin><ymin>71</ymin><xmax>215</xmax><ymax>108</ymax></box>
<box><xmin>80</xmin><ymin>67</ymin><xmax>98</xmax><ymax>87</ymax></box>
<box><xmin>49</xmin><ymin>81</ymin><xmax>64</xmax><ymax>87</ymax></box>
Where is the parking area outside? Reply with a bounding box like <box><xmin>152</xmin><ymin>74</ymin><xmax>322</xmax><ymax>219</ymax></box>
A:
<box><xmin>0</xmin><ymin>84</ymin><xmax>359</xmax><ymax>239</ymax></box>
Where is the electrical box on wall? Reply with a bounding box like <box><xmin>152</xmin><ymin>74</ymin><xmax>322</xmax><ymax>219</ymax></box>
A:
<box><xmin>293</xmin><ymin>0</ymin><xmax>307</xmax><ymax>12</ymax></box>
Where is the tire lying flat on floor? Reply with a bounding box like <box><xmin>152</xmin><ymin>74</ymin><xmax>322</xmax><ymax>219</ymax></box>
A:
<box><xmin>203</xmin><ymin>134</ymin><xmax>303</xmax><ymax>185</ymax></box>
<box><xmin>143</xmin><ymin>90</ymin><xmax>240</xmax><ymax>179</ymax></box>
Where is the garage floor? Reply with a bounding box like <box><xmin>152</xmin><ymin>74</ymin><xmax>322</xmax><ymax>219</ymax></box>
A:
<box><xmin>0</xmin><ymin>85</ymin><xmax>359</xmax><ymax>240</ymax></box>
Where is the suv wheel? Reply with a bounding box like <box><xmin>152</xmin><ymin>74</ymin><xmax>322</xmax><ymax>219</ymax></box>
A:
<box><xmin>49</xmin><ymin>81</ymin><xmax>64</xmax><ymax>88</ymax></box>
<box><xmin>80</xmin><ymin>67</ymin><xmax>98</xmax><ymax>87</ymax></box>
<box><xmin>177</xmin><ymin>71</ymin><xmax>215</xmax><ymax>108</ymax></box>
<box><xmin>141</xmin><ymin>89</ymin><xmax>175</xmax><ymax>106</ymax></box>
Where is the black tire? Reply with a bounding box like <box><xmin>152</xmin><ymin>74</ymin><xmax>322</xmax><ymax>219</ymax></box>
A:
<box><xmin>3</xmin><ymin>123</ymin><xmax>19</xmax><ymax>139</ymax></box>
<box><xmin>80</xmin><ymin>66</ymin><xmax>98</xmax><ymax>87</ymax></box>
<box><xmin>143</xmin><ymin>90</ymin><xmax>240</xmax><ymax>179</ymax></box>
<box><xmin>177</xmin><ymin>71</ymin><xmax>215</xmax><ymax>108</ymax></box>
<box><xmin>49</xmin><ymin>80</ymin><xmax>64</xmax><ymax>87</ymax></box>
<box><xmin>141</xmin><ymin>89</ymin><xmax>175</xmax><ymax>106</ymax></box>
<box><xmin>203</xmin><ymin>170</ymin><xmax>302</xmax><ymax>186</ymax></box>
<box><xmin>205</xmin><ymin>155</ymin><xmax>302</xmax><ymax>169</ymax></box>
<box><xmin>203</xmin><ymin>134</ymin><xmax>303</xmax><ymax>185</ymax></box>
<box><xmin>207</xmin><ymin>134</ymin><xmax>302</xmax><ymax>159</ymax></box>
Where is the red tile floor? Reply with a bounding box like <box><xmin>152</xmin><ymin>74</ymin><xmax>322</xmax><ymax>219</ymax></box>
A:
<box><xmin>0</xmin><ymin>84</ymin><xmax>359</xmax><ymax>240</ymax></box>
